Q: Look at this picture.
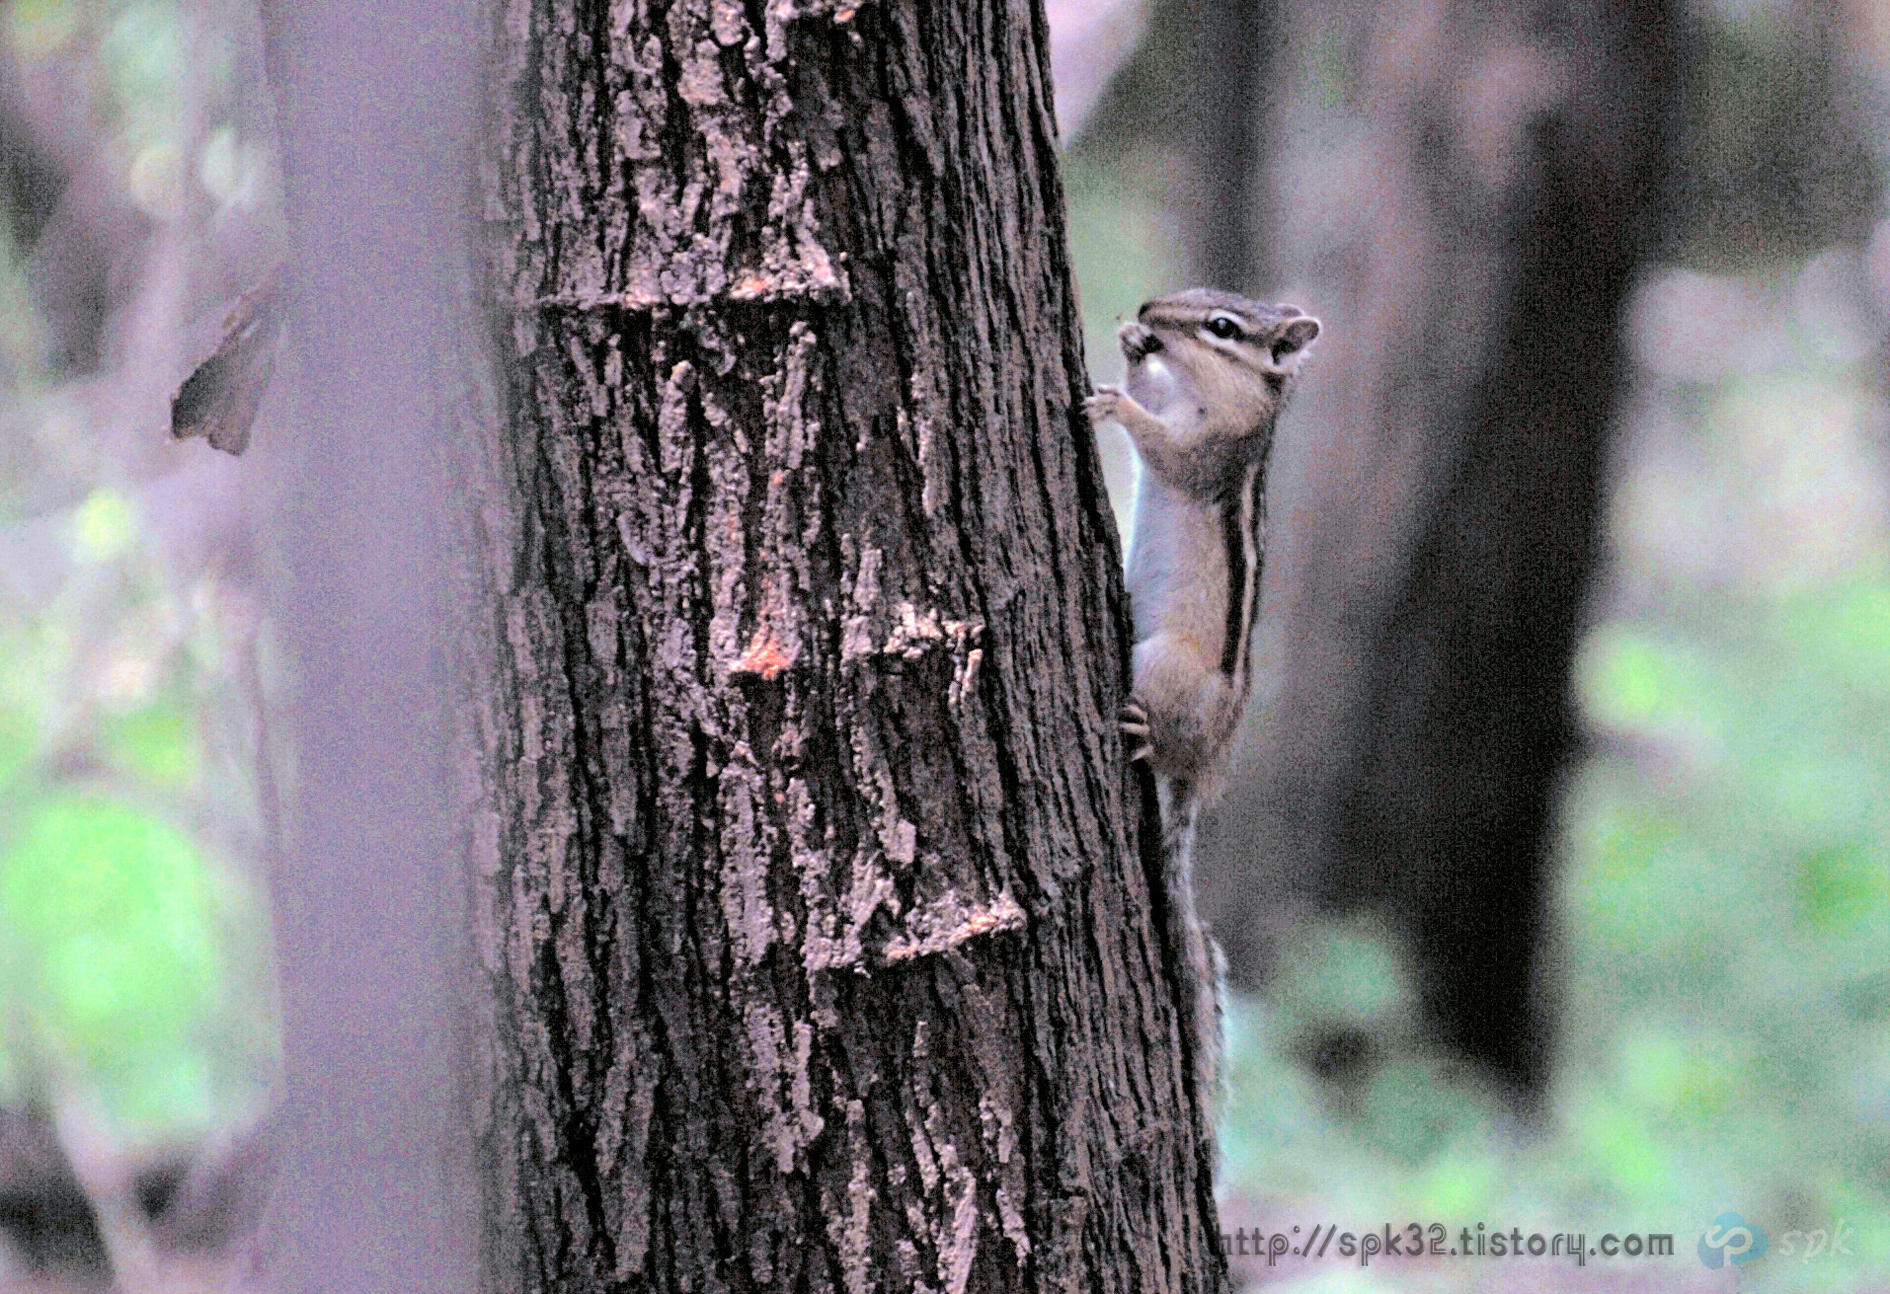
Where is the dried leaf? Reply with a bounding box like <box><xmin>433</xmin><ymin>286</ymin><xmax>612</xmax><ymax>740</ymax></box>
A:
<box><xmin>170</xmin><ymin>270</ymin><xmax>283</xmax><ymax>457</ymax></box>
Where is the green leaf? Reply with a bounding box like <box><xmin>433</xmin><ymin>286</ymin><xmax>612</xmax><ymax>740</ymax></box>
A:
<box><xmin>99</xmin><ymin>699</ymin><xmax>197</xmax><ymax>788</ymax></box>
<box><xmin>0</xmin><ymin>796</ymin><xmax>220</xmax><ymax>1083</ymax></box>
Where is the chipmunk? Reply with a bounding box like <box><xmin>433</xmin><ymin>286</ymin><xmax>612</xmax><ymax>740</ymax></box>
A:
<box><xmin>1084</xmin><ymin>288</ymin><xmax>1320</xmax><ymax>1113</ymax></box>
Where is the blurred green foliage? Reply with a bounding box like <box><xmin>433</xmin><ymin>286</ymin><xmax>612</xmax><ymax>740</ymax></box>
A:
<box><xmin>0</xmin><ymin>0</ymin><xmax>277</xmax><ymax>1142</ymax></box>
<box><xmin>1216</xmin><ymin>580</ymin><xmax>1890</xmax><ymax>1289</ymax></box>
<box><xmin>4</xmin><ymin>795</ymin><xmax>220</xmax><ymax>1116</ymax></box>
<box><xmin>1063</xmin><ymin>148</ymin><xmax>1177</xmax><ymax>544</ymax></box>
<box><xmin>0</xmin><ymin>484</ymin><xmax>276</xmax><ymax>1137</ymax></box>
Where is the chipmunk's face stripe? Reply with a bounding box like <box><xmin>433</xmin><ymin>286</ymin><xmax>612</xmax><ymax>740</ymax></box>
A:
<box><xmin>1138</xmin><ymin>294</ymin><xmax>1320</xmax><ymax>387</ymax></box>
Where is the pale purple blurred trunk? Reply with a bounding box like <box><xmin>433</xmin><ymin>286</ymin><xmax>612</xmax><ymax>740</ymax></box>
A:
<box><xmin>260</xmin><ymin>0</ymin><xmax>481</xmax><ymax>1288</ymax></box>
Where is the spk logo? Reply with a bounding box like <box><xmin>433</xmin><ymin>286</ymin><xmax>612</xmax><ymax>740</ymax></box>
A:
<box><xmin>1699</xmin><ymin>1213</ymin><xmax>1769</xmax><ymax>1268</ymax></box>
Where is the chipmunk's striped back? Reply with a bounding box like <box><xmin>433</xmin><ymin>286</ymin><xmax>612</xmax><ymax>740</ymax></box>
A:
<box><xmin>1217</xmin><ymin>455</ymin><xmax>1268</xmax><ymax>694</ymax></box>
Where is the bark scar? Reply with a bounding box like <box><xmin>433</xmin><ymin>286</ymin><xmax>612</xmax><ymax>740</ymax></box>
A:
<box><xmin>731</xmin><ymin>626</ymin><xmax>794</xmax><ymax>679</ymax></box>
<box><xmin>880</xmin><ymin>887</ymin><xmax>1026</xmax><ymax>963</ymax></box>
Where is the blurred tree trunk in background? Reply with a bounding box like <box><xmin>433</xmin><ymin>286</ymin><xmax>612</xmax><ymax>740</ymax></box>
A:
<box><xmin>463</xmin><ymin>1</ymin><xmax>1225</xmax><ymax>1291</ymax></box>
<box><xmin>1187</xmin><ymin>0</ymin><xmax>1276</xmax><ymax>294</ymax></box>
<box><xmin>1233</xmin><ymin>0</ymin><xmax>1684</xmax><ymax>1096</ymax></box>
<box><xmin>1075</xmin><ymin>0</ymin><xmax>1282</xmax><ymax>292</ymax></box>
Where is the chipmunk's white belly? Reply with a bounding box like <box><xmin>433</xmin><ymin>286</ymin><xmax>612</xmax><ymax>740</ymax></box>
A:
<box><xmin>1125</xmin><ymin>466</ymin><xmax>1229</xmax><ymax>654</ymax></box>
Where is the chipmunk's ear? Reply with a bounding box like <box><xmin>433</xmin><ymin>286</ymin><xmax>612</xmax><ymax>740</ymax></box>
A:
<box><xmin>1269</xmin><ymin>316</ymin><xmax>1320</xmax><ymax>368</ymax></box>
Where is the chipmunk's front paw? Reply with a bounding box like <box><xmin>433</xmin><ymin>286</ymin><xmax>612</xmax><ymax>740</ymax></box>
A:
<box><xmin>1084</xmin><ymin>385</ymin><xmax>1132</xmax><ymax>427</ymax></box>
<box><xmin>1119</xmin><ymin>696</ymin><xmax>1153</xmax><ymax>764</ymax></box>
<box><xmin>1117</xmin><ymin>321</ymin><xmax>1160</xmax><ymax>364</ymax></box>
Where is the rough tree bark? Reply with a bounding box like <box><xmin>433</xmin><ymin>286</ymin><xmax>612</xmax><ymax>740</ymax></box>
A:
<box><xmin>462</xmin><ymin>1</ymin><xmax>1225</xmax><ymax>1292</ymax></box>
<box><xmin>1234</xmin><ymin>0</ymin><xmax>1683</xmax><ymax>1094</ymax></box>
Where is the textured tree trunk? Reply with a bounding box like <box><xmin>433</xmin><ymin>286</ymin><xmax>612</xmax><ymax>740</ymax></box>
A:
<box><xmin>462</xmin><ymin>2</ymin><xmax>1226</xmax><ymax>1292</ymax></box>
<box><xmin>1237</xmin><ymin>0</ymin><xmax>1683</xmax><ymax>1094</ymax></box>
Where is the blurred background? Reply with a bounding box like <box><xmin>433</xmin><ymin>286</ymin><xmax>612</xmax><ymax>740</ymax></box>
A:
<box><xmin>0</xmin><ymin>0</ymin><xmax>282</xmax><ymax>1282</ymax></box>
<box><xmin>0</xmin><ymin>0</ymin><xmax>1887</xmax><ymax>1289</ymax></box>
<box><xmin>1053</xmin><ymin>0</ymin><xmax>1890</xmax><ymax>1288</ymax></box>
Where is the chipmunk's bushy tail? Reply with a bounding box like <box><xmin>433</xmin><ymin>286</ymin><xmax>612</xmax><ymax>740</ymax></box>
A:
<box><xmin>1157</xmin><ymin>776</ymin><xmax>1228</xmax><ymax>1137</ymax></box>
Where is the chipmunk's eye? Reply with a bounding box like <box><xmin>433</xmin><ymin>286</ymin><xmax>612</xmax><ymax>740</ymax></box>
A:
<box><xmin>1203</xmin><ymin>313</ymin><xmax>1243</xmax><ymax>340</ymax></box>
